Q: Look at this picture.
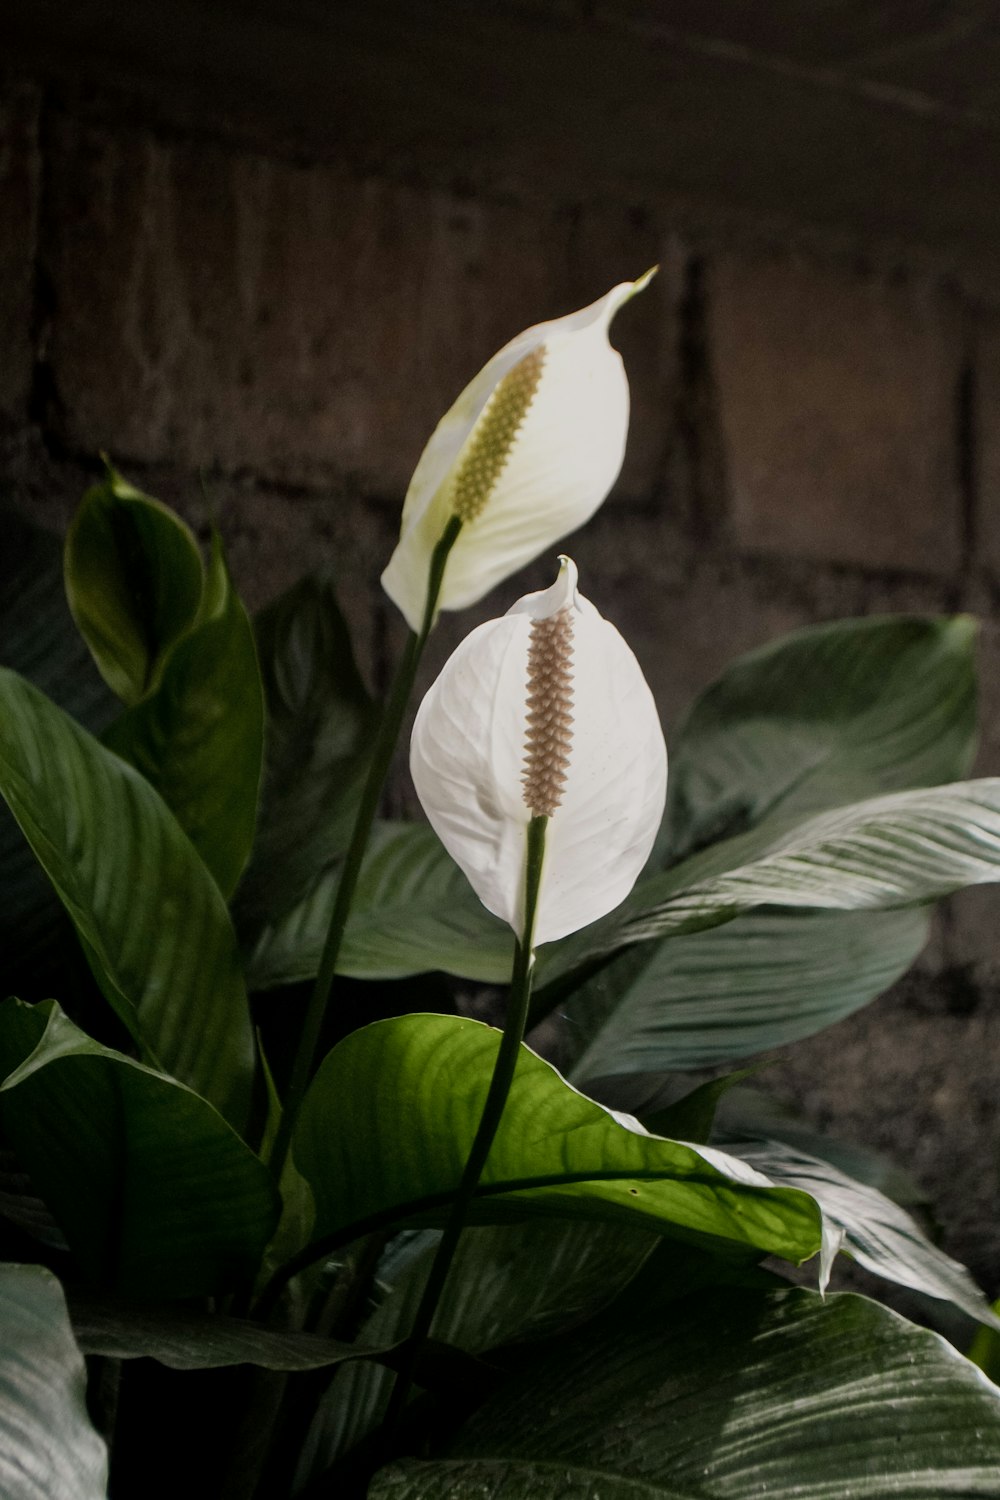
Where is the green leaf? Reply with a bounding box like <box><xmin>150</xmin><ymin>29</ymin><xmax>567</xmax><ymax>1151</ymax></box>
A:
<box><xmin>105</xmin><ymin>534</ymin><xmax>264</xmax><ymax>897</ymax></box>
<box><xmin>732</xmin><ymin>1137</ymin><xmax>999</xmax><ymax>1328</ymax></box>
<box><xmin>0</xmin><ymin>999</ymin><xmax>279</xmax><ymax>1298</ymax></box>
<box><xmin>0</xmin><ymin>1264</ymin><xmax>107</xmax><ymax>1500</ymax></box>
<box><xmin>639</xmin><ymin>1070</ymin><xmax>754</xmax><ymax>1144</ymax></box>
<box><xmin>64</xmin><ymin>466</ymin><xmax>205</xmax><ymax>706</ymax></box>
<box><xmin>372</xmin><ymin>1287</ymin><xmax>1000</xmax><ymax>1497</ymax></box>
<box><xmin>0</xmin><ymin>511</ymin><xmax>117</xmax><ymax>995</ymax></box>
<box><xmin>68</xmin><ymin>1292</ymin><xmax>398</xmax><ymax>1372</ymax></box>
<box><xmin>547</xmin><ymin>780</ymin><xmax>1000</xmax><ymax>979</ymax></box>
<box><xmin>0</xmin><ymin>667</ymin><xmax>254</xmax><ymax>1125</ymax></box>
<box><xmin>665</xmin><ymin>614</ymin><xmax>977</xmax><ymax>862</ymax></box>
<box><xmin>248</xmin><ymin>822</ymin><xmax>513</xmax><ymax>987</ymax></box>
<box><xmin>970</xmin><ymin>1302</ymin><xmax>1000</xmax><ymax>1383</ymax></box>
<box><xmin>560</xmin><ymin>906</ymin><xmax>928</xmax><ymax>1080</ymax></box>
<box><xmin>236</xmin><ymin>573</ymin><xmax>377</xmax><ymax>934</ymax></box>
<box><xmin>294</xmin><ymin>1015</ymin><xmax>821</xmax><ymax>1263</ymax></box>
<box><xmin>298</xmin><ymin>1221</ymin><xmax>658</xmax><ymax>1488</ymax></box>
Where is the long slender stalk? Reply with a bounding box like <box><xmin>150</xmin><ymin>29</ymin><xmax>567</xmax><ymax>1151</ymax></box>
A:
<box><xmin>378</xmin><ymin>814</ymin><xmax>548</xmax><ymax>1450</ymax></box>
<box><xmin>266</xmin><ymin>517</ymin><xmax>462</xmax><ymax>1189</ymax></box>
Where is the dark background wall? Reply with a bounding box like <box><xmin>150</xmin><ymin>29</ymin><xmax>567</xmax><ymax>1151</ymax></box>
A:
<box><xmin>2</xmin><ymin>1</ymin><xmax>1000</xmax><ymax>1294</ymax></box>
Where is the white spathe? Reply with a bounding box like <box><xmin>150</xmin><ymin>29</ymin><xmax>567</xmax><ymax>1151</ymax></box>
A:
<box><xmin>381</xmin><ymin>272</ymin><xmax>655</xmax><ymax>633</ymax></box>
<box><xmin>410</xmin><ymin>558</ymin><xmax>668</xmax><ymax>946</ymax></box>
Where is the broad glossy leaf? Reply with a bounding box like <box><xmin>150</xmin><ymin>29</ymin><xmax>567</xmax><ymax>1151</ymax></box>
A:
<box><xmin>69</xmin><ymin>1293</ymin><xmax>397</xmax><ymax>1371</ymax></box>
<box><xmin>294</xmin><ymin>1015</ymin><xmax>821</xmax><ymax>1263</ymax></box>
<box><xmin>0</xmin><ymin>511</ymin><xmax>116</xmax><ymax>995</ymax></box>
<box><xmin>373</xmin><ymin>1288</ymin><xmax>1000</xmax><ymax>1497</ymax></box>
<box><xmin>562</xmin><ymin>906</ymin><xmax>927</xmax><ymax>1080</ymax></box>
<box><xmin>0</xmin><ymin>1265</ymin><xmax>107</xmax><ymax>1500</ymax></box>
<box><xmin>546</xmin><ymin>780</ymin><xmax>1000</xmax><ymax>978</ymax></box>
<box><xmin>733</xmin><ymin>1138</ymin><xmax>999</xmax><ymax>1328</ymax></box>
<box><xmin>0</xmin><ymin>999</ymin><xmax>279</xmax><ymax>1298</ymax></box>
<box><xmin>105</xmin><ymin>535</ymin><xmax>264</xmax><ymax>897</ymax></box>
<box><xmin>665</xmin><ymin>614</ymin><xmax>977</xmax><ymax>862</ymax></box>
<box><xmin>236</xmin><ymin>573</ymin><xmax>376</xmax><ymax>934</ymax></box>
<box><xmin>64</xmin><ymin>467</ymin><xmax>204</xmax><ymax>705</ymax></box>
<box><xmin>299</xmin><ymin>1221</ymin><xmax>658</xmax><ymax>1488</ymax></box>
<box><xmin>248</xmin><ymin>822</ymin><xmax>513</xmax><ymax>987</ymax></box>
<box><xmin>0</xmin><ymin>667</ymin><xmax>254</xmax><ymax>1125</ymax></box>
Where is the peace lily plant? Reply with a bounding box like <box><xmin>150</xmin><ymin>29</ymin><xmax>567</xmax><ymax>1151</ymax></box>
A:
<box><xmin>1</xmin><ymin>281</ymin><xmax>1000</xmax><ymax>1499</ymax></box>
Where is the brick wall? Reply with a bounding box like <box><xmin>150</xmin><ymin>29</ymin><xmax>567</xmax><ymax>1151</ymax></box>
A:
<box><xmin>2</xmin><ymin>66</ymin><xmax>1000</xmax><ymax>1294</ymax></box>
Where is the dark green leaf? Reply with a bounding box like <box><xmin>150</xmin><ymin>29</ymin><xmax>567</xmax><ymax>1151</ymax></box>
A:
<box><xmin>299</xmin><ymin>1221</ymin><xmax>658</xmax><ymax>1487</ymax></box>
<box><xmin>559</xmin><ymin>907</ymin><xmax>927</xmax><ymax>1080</ymax></box>
<box><xmin>0</xmin><ymin>999</ymin><xmax>279</xmax><ymax>1298</ymax></box>
<box><xmin>64</xmin><ymin>466</ymin><xmax>204</xmax><ymax>706</ymax></box>
<box><xmin>0</xmin><ymin>667</ymin><xmax>254</xmax><ymax>1125</ymax></box>
<box><xmin>0</xmin><ymin>511</ymin><xmax>117</xmax><ymax>995</ymax></box>
<box><xmin>639</xmin><ymin>1070</ymin><xmax>753</xmax><ymax>1144</ymax></box>
<box><xmin>665</xmin><ymin>614</ymin><xmax>977</xmax><ymax>862</ymax></box>
<box><xmin>0</xmin><ymin>1264</ymin><xmax>107</xmax><ymax>1500</ymax></box>
<box><xmin>294</xmin><ymin>1014</ymin><xmax>821</xmax><ymax>1262</ymax></box>
<box><xmin>248</xmin><ymin>822</ymin><xmax>512</xmax><ymax>987</ymax></box>
<box><xmin>105</xmin><ymin>534</ymin><xmax>264</xmax><ymax>897</ymax></box>
<box><xmin>236</xmin><ymin>574</ymin><xmax>376</xmax><ymax>934</ymax></box>
<box><xmin>68</xmin><ymin>1293</ymin><xmax>398</xmax><ymax>1371</ymax></box>
<box><xmin>373</xmin><ymin>1287</ymin><xmax>1000</xmax><ymax>1497</ymax></box>
<box><xmin>732</xmin><ymin>1137</ymin><xmax>999</xmax><ymax>1328</ymax></box>
<box><xmin>714</xmin><ymin>1088</ymin><xmax>927</xmax><ymax>1206</ymax></box>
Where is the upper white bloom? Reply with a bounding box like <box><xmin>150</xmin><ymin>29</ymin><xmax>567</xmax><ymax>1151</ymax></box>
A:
<box><xmin>410</xmin><ymin>558</ymin><xmax>667</xmax><ymax>945</ymax></box>
<box><xmin>381</xmin><ymin>273</ymin><xmax>655</xmax><ymax>633</ymax></box>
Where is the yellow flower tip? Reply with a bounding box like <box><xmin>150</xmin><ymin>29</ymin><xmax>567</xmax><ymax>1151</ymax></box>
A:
<box><xmin>602</xmin><ymin>266</ymin><xmax>658</xmax><ymax>322</ymax></box>
<box><xmin>450</xmin><ymin>346</ymin><xmax>546</xmax><ymax>525</ymax></box>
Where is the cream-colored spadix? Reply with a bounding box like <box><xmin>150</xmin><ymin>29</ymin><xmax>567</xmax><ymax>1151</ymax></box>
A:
<box><xmin>410</xmin><ymin>558</ymin><xmax>667</xmax><ymax>945</ymax></box>
<box><xmin>382</xmin><ymin>272</ymin><xmax>655</xmax><ymax>633</ymax></box>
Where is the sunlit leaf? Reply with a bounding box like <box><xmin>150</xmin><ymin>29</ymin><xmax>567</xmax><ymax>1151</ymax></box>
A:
<box><xmin>294</xmin><ymin>1014</ymin><xmax>821</xmax><ymax>1263</ymax></box>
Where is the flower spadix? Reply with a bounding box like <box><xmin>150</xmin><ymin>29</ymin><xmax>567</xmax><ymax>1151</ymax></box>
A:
<box><xmin>410</xmin><ymin>558</ymin><xmax>667</xmax><ymax>945</ymax></box>
<box><xmin>381</xmin><ymin>272</ymin><xmax>655</xmax><ymax>632</ymax></box>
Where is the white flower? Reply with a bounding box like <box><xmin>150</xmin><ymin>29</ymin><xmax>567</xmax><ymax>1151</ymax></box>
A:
<box><xmin>410</xmin><ymin>558</ymin><xmax>667</xmax><ymax>945</ymax></box>
<box><xmin>381</xmin><ymin>273</ymin><xmax>655</xmax><ymax>633</ymax></box>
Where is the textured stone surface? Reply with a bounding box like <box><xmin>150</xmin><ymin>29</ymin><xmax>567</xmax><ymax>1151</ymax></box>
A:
<box><xmin>978</xmin><ymin>313</ymin><xmax>1000</xmax><ymax>581</ymax></box>
<box><xmin>43</xmin><ymin>111</ymin><xmax>598</xmax><ymax>496</ymax></box>
<box><xmin>709</xmin><ymin>252</ymin><xmax>964</xmax><ymax>575</ymax></box>
<box><xmin>0</xmin><ymin>75</ymin><xmax>40</xmax><ymax>421</ymax></box>
<box><xmin>767</xmin><ymin>973</ymin><xmax>1000</xmax><ymax>1295</ymax></box>
<box><xmin>42</xmin><ymin>108</ymin><xmax>678</xmax><ymax>503</ymax></box>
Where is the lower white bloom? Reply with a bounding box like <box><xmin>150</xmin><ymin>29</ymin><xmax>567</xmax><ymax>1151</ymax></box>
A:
<box><xmin>410</xmin><ymin>558</ymin><xmax>667</xmax><ymax>945</ymax></box>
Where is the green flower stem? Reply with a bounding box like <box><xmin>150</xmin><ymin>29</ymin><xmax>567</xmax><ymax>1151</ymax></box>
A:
<box><xmin>379</xmin><ymin>813</ymin><xmax>549</xmax><ymax>1449</ymax></box>
<box><xmin>265</xmin><ymin>516</ymin><xmax>463</xmax><ymax>1189</ymax></box>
